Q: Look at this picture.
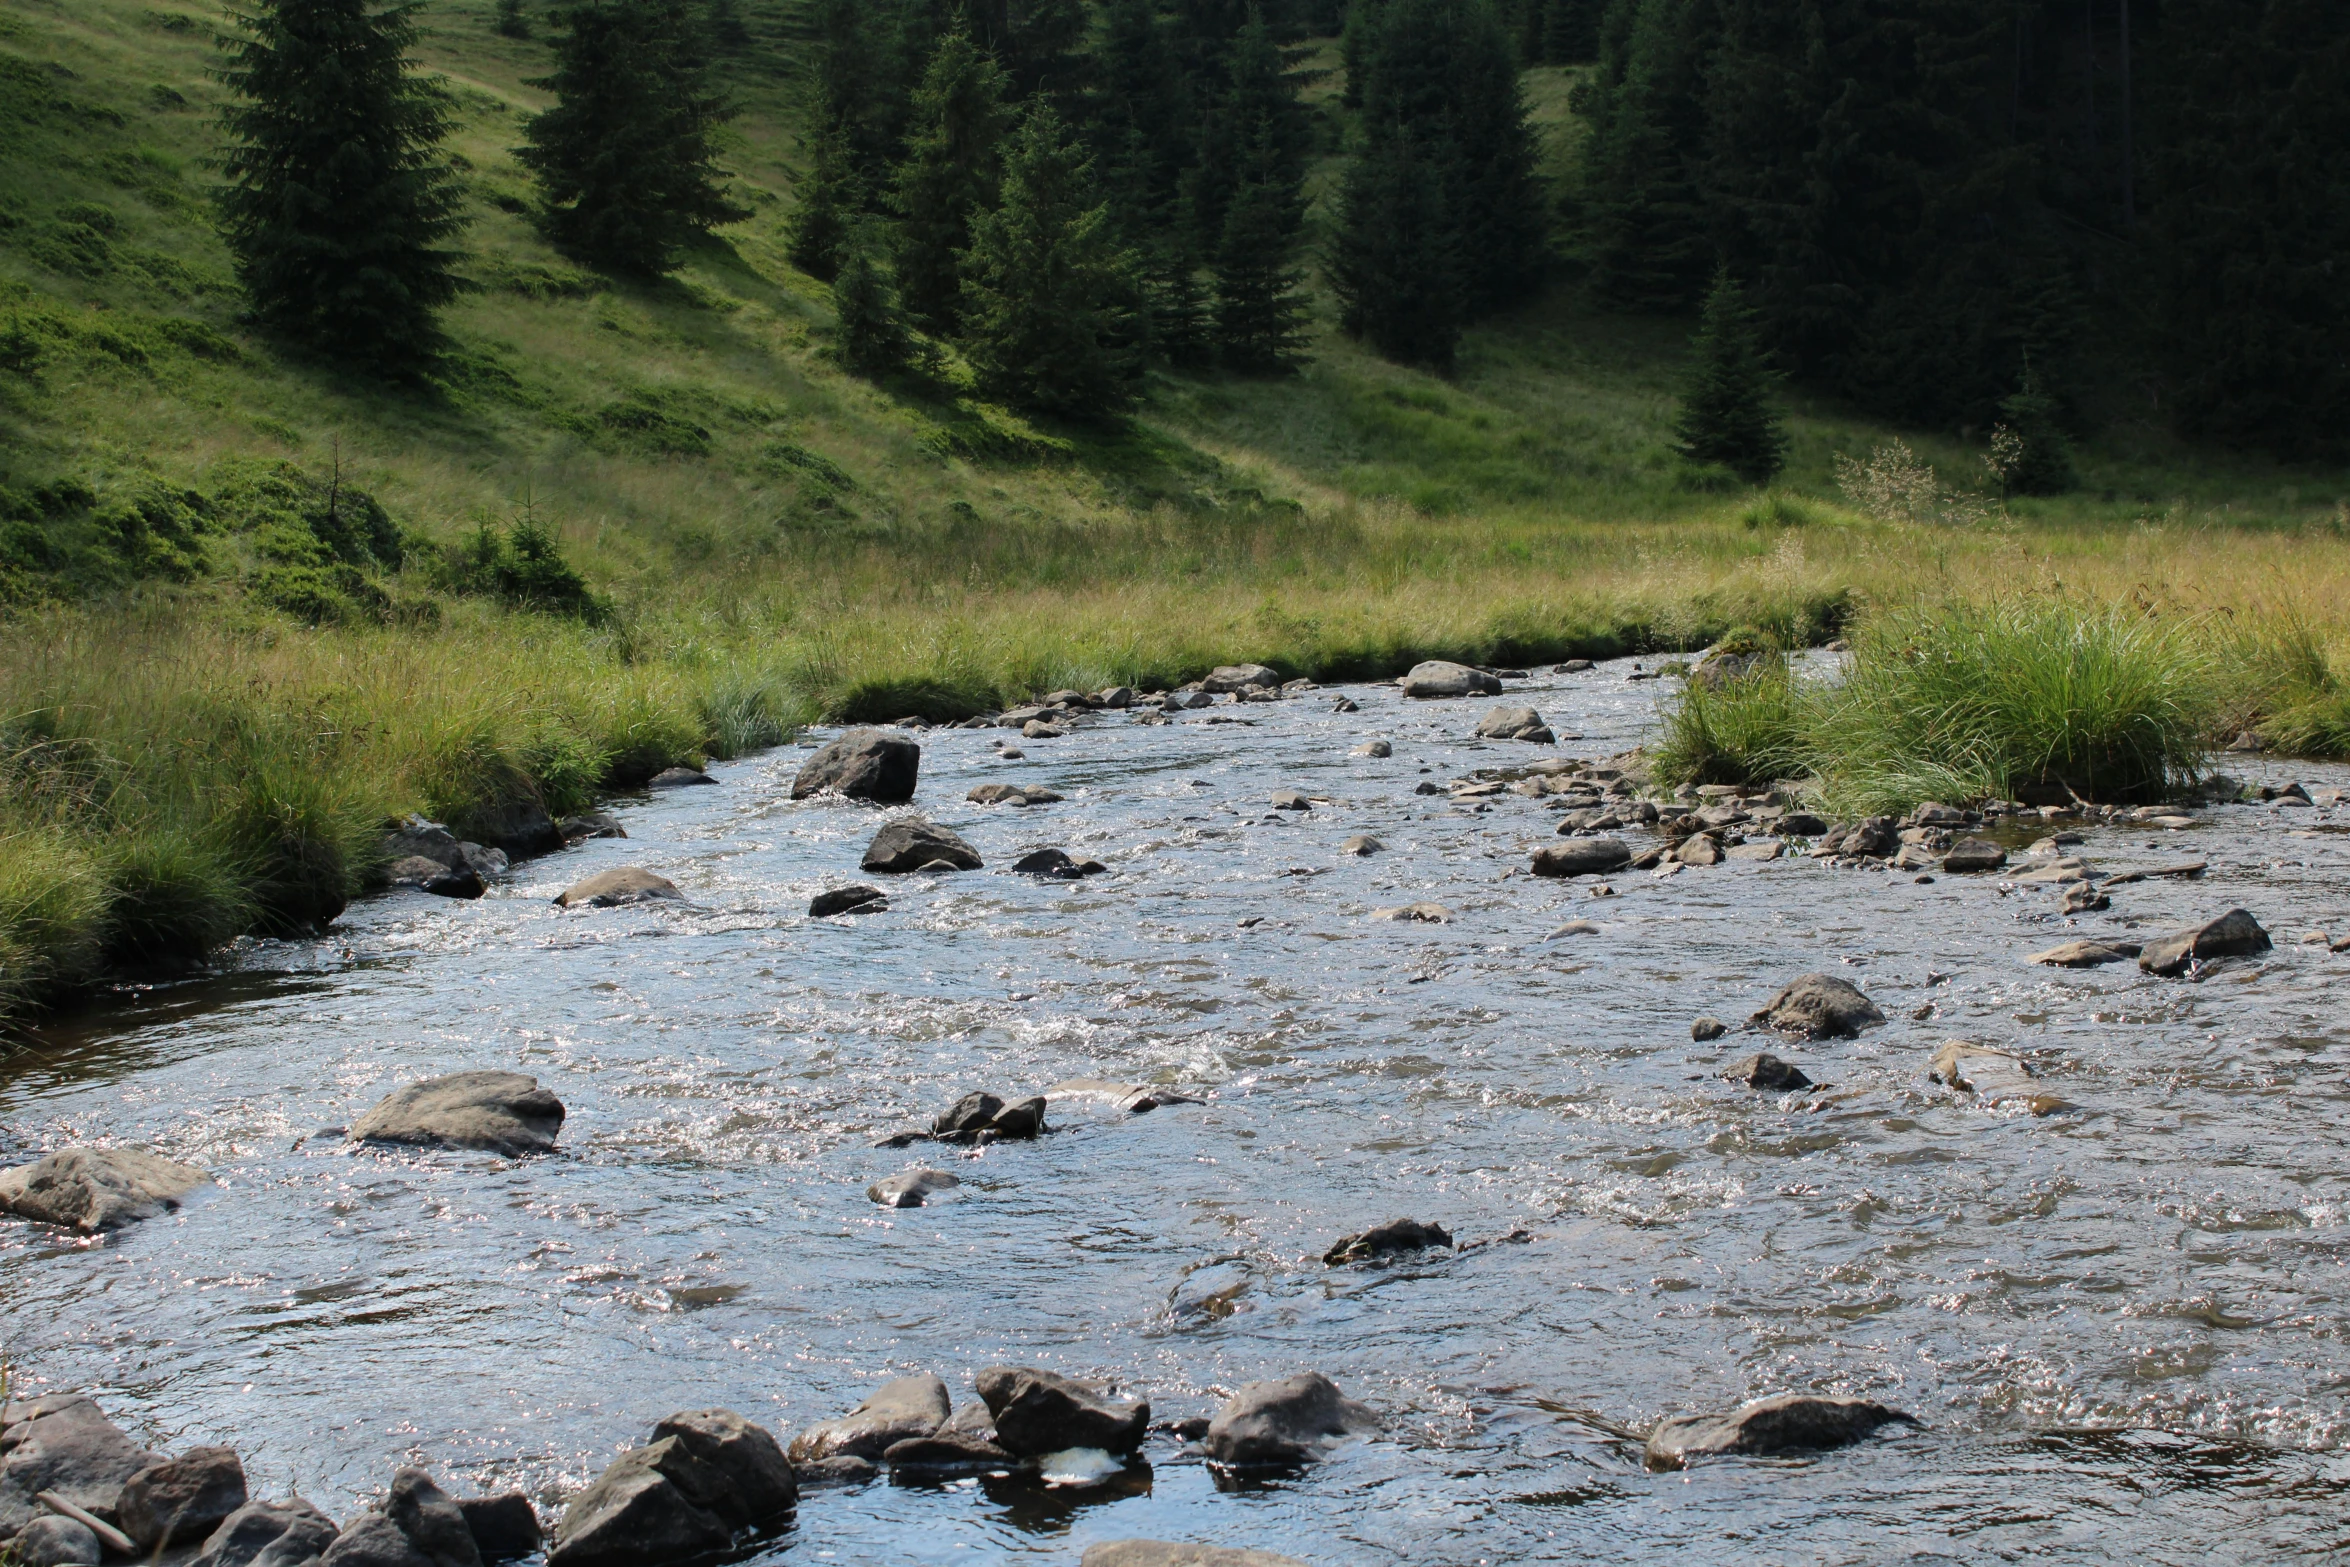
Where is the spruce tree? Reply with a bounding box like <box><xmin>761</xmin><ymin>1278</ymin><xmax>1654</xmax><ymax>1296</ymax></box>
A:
<box><xmin>1328</xmin><ymin>130</ymin><xmax>1459</xmax><ymax>370</ymax></box>
<box><xmin>216</xmin><ymin>0</ymin><xmax>467</xmax><ymax>371</ymax></box>
<box><xmin>1987</xmin><ymin>362</ymin><xmax>2073</xmax><ymax>497</ymax></box>
<box><xmin>1672</xmin><ymin>269</ymin><xmax>1787</xmax><ymax>484</ymax></box>
<box><xmin>1215</xmin><ymin>175</ymin><xmax>1310</xmax><ymax>373</ymax></box>
<box><xmin>960</xmin><ymin>103</ymin><xmax>1146</xmax><ymax>420</ymax></box>
<box><xmin>831</xmin><ymin>241</ymin><xmax>914</xmax><ymax>380</ymax></box>
<box><xmin>787</xmin><ymin>126</ymin><xmax>857</xmax><ymax>282</ymax></box>
<box><xmin>517</xmin><ymin>0</ymin><xmax>748</xmax><ymax>275</ymax></box>
<box><xmin>1575</xmin><ymin>0</ymin><xmax>1715</xmax><ymax>312</ymax></box>
<box><xmin>494</xmin><ymin>0</ymin><xmax>529</xmax><ymax>40</ymax></box>
<box><xmin>889</xmin><ymin>30</ymin><xmax>1009</xmax><ymax>336</ymax></box>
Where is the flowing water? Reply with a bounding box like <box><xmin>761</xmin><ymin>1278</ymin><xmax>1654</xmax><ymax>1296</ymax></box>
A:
<box><xmin>7</xmin><ymin>661</ymin><xmax>2350</xmax><ymax>1565</ymax></box>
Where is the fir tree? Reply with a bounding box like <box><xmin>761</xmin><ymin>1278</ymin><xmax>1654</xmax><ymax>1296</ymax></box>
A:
<box><xmin>1329</xmin><ymin>130</ymin><xmax>1459</xmax><ymax>370</ymax></box>
<box><xmin>1574</xmin><ymin>0</ymin><xmax>1715</xmax><ymax>312</ymax></box>
<box><xmin>517</xmin><ymin>0</ymin><xmax>748</xmax><ymax>275</ymax></box>
<box><xmin>831</xmin><ymin>241</ymin><xmax>914</xmax><ymax>380</ymax></box>
<box><xmin>493</xmin><ymin>0</ymin><xmax>529</xmax><ymax>40</ymax></box>
<box><xmin>1540</xmin><ymin>0</ymin><xmax>1600</xmax><ymax>62</ymax></box>
<box><xmin>787</xmin><ymin>126</ymin><xmax>858</xmax><ymax>282</ymax></box>
<box><xmin>889</xmin><ymin>30</ymin><xmax>1009</xmax><ymax>336</ymax></box>
<box><xmin>216</xmin><ymin>0</ymin><xmax>468</xmax><ymax>372</ymax></box>
<box><xmin>1214</xmin><ymin>173</ymin><xmax>1311</xmax><ymax>373</ymax></box>
<box><xmin>1672</xmin><ymin>269</ymin><xmax>1787</xmax><ymax>484</ymax></box>
<box><xmin>1191</xmin><ymin>8</ymin><xmax>1311</xmax><ymax>266</ymax></box>
<box><xmin>960</xmin><ymin>103</ymin><xmax>1146</xmax><ymax>420</ymax></box>
<box><xmin>1986</xmin><ymin>361</ymin><xmax>2073</xmax><ymax>498</ymax></box>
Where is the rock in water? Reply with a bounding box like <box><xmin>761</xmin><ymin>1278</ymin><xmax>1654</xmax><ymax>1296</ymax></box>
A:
<box><xmin>1369</xmin><ymin>904</ymin><xmax>1450</xmax><ymax>923</ymax></box>
<box><xmin>2028</xmin><ymin>939</ymin><xmax>2140</xmax><ymax>967</ymax></box>
<box><xmin>861</xmin><ymin>819</ymin><xmax>983</xmax><ymax>874</ymax></box>
<box><xmin>2139</xmin><ymin>909</ymin><xmax>2272</xmax><ymax>976</ymax></box>
<box><xmin>1323</xmin><ymin>1218</ymin><xmax>1452</xmax><ymax>1265</ymax></box>
<box><xmin>1081</xmin><ymin>1547</ymin><xmax>1309</xmax><ymax>1567</ymax></box>
<box><xmin>1750</xmin><ymin>974</ymin><xmax>1886</xmax><ymax>1039</ymax></box>
<box><xmin>808</xmin><ymin>885</ymin><xmax>887</xmax><ymax>917</ymax></box>
<box><xmin>347</xmin><ymin>1072</ymin><xmax>564</xmax><ymax>1157</ymax></box>
<box><xmin>1643</xmin><ymin>1394</ymin><xmax>1915</xmax><ymax>1470</ymax></box>
<box><xmin>15</xmin><ymin>1516</ymin><xmax>101</xmax><ymax>1566</ymax></box>
<box><xmin>1941</xmin><ymin>837</ymin><xmax>2008</xmax><ymax>873</ymax></box>
<box><xmin>1202</xmin><ymin>1374</ymin><xmax>1377</xmax><ymax>1468</ymax></box>
<box><xmin>1351</xmin><ymin>741</ymin><xmax>1391</xmax><ymax>758</ymax></box>
<box><xmin>790</xmin><ymin>730</ymin><xmax>921</xmax><ymax>803</ymax></box>
<box><xmin>1201</xmin><ymin>665</ymin><xmax>1280</xmax><ymax>693</ymax></box>
<box><xmin>1338</xmin><ymin>835</ymin><xmax>1382</xmax><ymax>857</ymax></box>
<box><xmin>552</xmin><ymin>868</ymin><xmax>683</xmax><ymax>909</ymax></box>
<box><xmin>1722</xmin><ymin>1054</ymin><xmax>1811</xmax><ymax>1091</ymax></box>
<box><xmin>1398</xmin><ymin>661</ymin><xmax>1501</xmax><ymax>699</ymax></box>
<box><xmin>0</xmin><ymin>1402</ymin><xmax>163</xmax><ymax>1540</ymax></box>
<box><xmin>1691</xmin><ymin>1017</ymin><xmax>1728</xmax><ymax>1042</ymax></box>
<box><xmin>1531</xmin><ymin>839</ymin><xmax>1632</xmax><ymax>877</ymax></box>
<box><xmin>193</xmin><ymin>1498</ymin><xmax>341</xmax><ymax>1567</ymax></box>
<box><xmin>558</xmin><ymin>813</ymin><xmax>627</xmax><ymax>842</ymax></box>
<box><xmin>1473</xmin><ymin>707</ymin><xmax>1551</xmax><ymax>742</ymax></box>
<box><xmin>457</xmin><ymin>1496</ymin><xmax>541</xmax><ymax>1563</ymax></box>
<box><xmin>646</xmin><ymin>768</ymin><xmax>715</xmax><ymax>790</ymax></box>
<box><xmin>1042</xmin><ymin>1080</ymin><xmax>1200</xmax><ymax>1115</ymax></box>
<box><xmin>547</xmin><ymin>1414</ymin><xmax>793</xmax><ymax>1567</ymax></box>
<box><xmin>119</xmin><ymin>1447</ymin><xmax>248</xmax><ymax>1549</ymax></box>
<box><xmin>973</xmin><ymin>1368</ymin><xmax>1148</xmax><ymax>1457</ymax></box>
<box><xmin>1927</xmin><ymin>1041</ymin><xmax>2072</xmax><ymax>1114</ymax></box>
<box><xmin>788</xmin><ymin>1377</ymin><xmax>951</xmax><ymax>1464</ymax></box>
<box><xmin>867</xmin><ymin>1170</ymin><xmax>960</xmax><ymax>1208</ymax></box>
<box><xmin>0</xmin><ymin>1149</ymin><xmax>209</xmax><ymax>1232</ymax></box>
<box><xmin>318</xmin><ymin>1469</ymin><xmax>479</xmax><ymax>1567</ymax></box>
<box><xmin>642</xmin><ymin>1411</ymin><xmax>797</xmax><ymax>1530</ymax></box>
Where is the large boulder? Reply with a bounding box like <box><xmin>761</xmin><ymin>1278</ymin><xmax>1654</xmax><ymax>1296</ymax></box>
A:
<box><xmin>547</xmin><ymin>1413</ymin><xmax>792</xmax><ymax>1567</ymax></box>
<box><xmin>1081</xmin><ymin>1547</ymin><xmax>1309</xmax><ymax>1567</ymax></box>
<box><xmin>118</xmin><ymin>1446</ymin><xmax>248</xmax><ymax>1550</ymax></box>
<box><xmin>860</xmin><ymin>819</ymin><xmax>983</xmax><ymax>874</ymax></box>
<box><xmin>1202</xmin><ymin>1374</ymin><xmax>1376</xmax><ymax>1468</ymax></box>
<box><xmin>1200</xmin><ymin>665</ymin><xmax>1280</xmax><ymax>694</ymax></box>
<box><xmin>791</xmin><ymin>730</ymin><xmax>921</xmax><ymax>804</ymax></box>
<box><xmin>1750</xmin><ymin>974</ymin><xmax>1885</xmax><ymax>1039</ymax></box>
<box><xmin>1398</xmin><ymin>661</ymin><xmax>1501</xmax><ymax>699</ymax></box>
<box><xmin>552</xmin><ymin>869</ymin><xmax>683</xmax><ymax>909</ymax></box>
<box><xmin>788</xmin><ymin>1377</ymin><xmax>950</xmax><ymax>1464</ymax></box>
<box><xmin>974</xmin><ymin>1368</ymin><xmax>1148</xmax><ymax>1457</ymax></box>
<box><xmin>347</xmin><ymin>1072</ymin><xmax>564</xmax><ymax>1157</ymax></box>
<box><xmin>456</xmin><ymin>1496</ymin><xmax>539</xmax><ymax>1564</ymax></box>
<box><xmin>0</xmin><ymin>1149</ymin><xmax>209</xmax><ymax>1232</ymax></box>
<box><xmin>0</xmin><ymin>1402</ymin><xmax>162</xmax><ymax>1539</ymax></box>
<box><xmin>1531</xmin><ymin>839</ymin><xmax>1632</xmax><ymax>878</ymax></box>
<box><xmin>2139</xmin><ymin>909</ymin><xmax>2272</xmax><ymax>976</ymax></box>
<box><xmin>319</xmin><ymin>1470</ymin><xmax>480</xmax><ymax>1567</ymax></box>
<box><xmin>193</xmin><ymin>1499</ymin><xmax>342</xmax><ymax>1567</ymax></box>
<box><xmin>1473</xmin><ymin>707</ymin><xmax>1552</xmax><ymax>743</ymax></box>
<box><xmin>1644</xmin><ymin>1394</ymin><xmax>1915</xmax><ymax>1470</ymax></box>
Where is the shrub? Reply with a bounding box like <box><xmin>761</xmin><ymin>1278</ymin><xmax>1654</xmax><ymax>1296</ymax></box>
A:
<box><xmin>442</xmin><ymin>517</ymin><xmax>606</xmax><ymax>620</ymax></box>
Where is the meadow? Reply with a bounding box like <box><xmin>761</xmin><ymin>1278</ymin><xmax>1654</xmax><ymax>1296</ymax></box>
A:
<box><xmin>1</xmin><ymin>0</ymin><xmax>2347</xmax><ymax>1020</ymax></box>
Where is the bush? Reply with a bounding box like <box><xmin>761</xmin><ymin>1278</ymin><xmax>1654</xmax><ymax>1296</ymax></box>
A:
<box><xmin>442</xmin><ymin>517</ymin><xmax>606</xmax><ymax>620</ymax></box>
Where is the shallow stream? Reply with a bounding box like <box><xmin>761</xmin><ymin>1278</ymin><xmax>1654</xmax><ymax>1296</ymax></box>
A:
<box><xmin>7</xmin><ymin>661</ymin><xmax>2350</xmax><ymax>1564</ymax></box>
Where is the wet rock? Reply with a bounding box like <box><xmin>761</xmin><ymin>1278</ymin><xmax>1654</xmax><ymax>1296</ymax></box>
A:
<box><xmin>319</xmin><ymin>1470</ymin><xmax>479</xmax><ymax>1567</ymax></box>
<box><xmin>1323</xmin><ymin>1218</ymin><xmax>1452</xmax><ymax>1265</ymax></box>
<box><xmin>1338</xmin><ymin>835</ymin><xmax>1382</xmax><ymax>857</ymax></box>
<box><xmin>119</xmin><ymin>1447</ymin><xmax>248</xmax><ymax>1549</ymax></box>
<box><xmin>2028</xmin><ymin>939</ymin><xmax>2140</xmax><ymax>967</ymax></box>
<box><xmin>421</xmin><ymin>863</ymin><xmax>485</xmax><ymax>900</ymax></box>
<box><xmin>862</xmin><ymin>818</ymin><xmax>983</xmax><ymax>874</ymax></box>
<box><xmin>1081</xmin><ymin>1546</ymin><xmax>1308</xmax><ymax>1567</ymax></box>
<box><xmin>974</xmin><ymin>1368</ymin><xmax>1148</xmax><ymax>1458</ymax></box>
<box><xmin>1941</xmin><ymin>838</ymin><xmax>2008</xmax><ymax>873</ymax></box>
<box><xmin>0</xmin><ymin>1149</ymin><xmax>209</xmax><ymax>1233</ymax></box>
<box><xmin>558</xmin><ymin>812</ymin><xmax>627</xmax><ymax>842</ymax></box>
<box><xmin>1330</xmin><ymin>698</ymin><xmax>1360</xmax><ymax>714</ymax></box>
<box><xmin>1269</xmin><ymin>790</ymin><xmax>1312</xmax><ymax>811</ymax></box>
<box><xmin>348</xmin><ymin>1072</ymin><xmax>563</xmax><ymax>1157</ymax></box>
<box><xmin>1691</xmin><ymin>1017</ymin><xmax>1727</xmax><ymax>1042</ymax></box>
<box><xmin>1552</xmin><ymin>659</ymin><xmax>1595</xmax><ymax>674</ymax></box>
<box><xmin>1474</xmin><ymin>707</ymin><xmax>1552</xmax><ymax>743</ymax></box>
<box><xmin>967</xmin><ymin>784</ymin><xmax>1061</xmax><ymax>807</ymax></box>
<box><xmin>2059</xmin><ymin>882</ymin><xmax>2111</xmax><ymax>914</ymax></box>
<box><xmin>457</xmin><ymin>1496</ymin><xmax>540</xmax><ymax>1563</ymax></box>
<box><xmin>1842</xmin><ymin>817</ymin><xmax>1900</xmax><ymax>858</ymax></box>
<box><xmin>791</xmin><ymin>730</ymin><xmax>920</xmax><ymax>804</ymax></box>
<box><xmin>643</xmin><ymin>1411</ymin><xmax>796</xmax><ymax>1531</ymax></box>
<box><xmin>1531</xmin><ymin>839</ymin><xmax>1632</xmax><ymax>878</ymax></box>
<box><xmin>1413</xmin><ymin>781</ymin><xmax>1441</xmax><ymax>795</ymax></box>
<box><xmin>867</xmin><ymin>1169</ymin><xmax>960</xmax><ymax>1208</ymax></box>
<box><xmin>461</xmin><ymin>799</ymin><xmax>561</xmax><ymax>858</ymax></box>
<box><xmin>547</xmin><ymin>1412</ymin><xmax>794</xmax><ymax>1567</ymax></box>
<box><xmin>1398</xmin><ymin>661</ymin><xmax>1501</xmax><ymax>699</ymax></box>
<box><xmin>1776</xmin><ymin>813</ymin><xmax>1829</xmax><ymax>837</ymax></box>
<box><xmin>1547</xmin><ymin>919</ymin><xmax>1601</xmax><ymax>938</ymax></box>
<box><xmin>1012</xmin><ymin>848</ymin><xmax>1106</xmax><ymax>879</ymax></box>
<box><xmin>933</xmin><ymin>1092</ymin><xmax>1002</xmax><ymax>1136</ymax></box>
<box><xmin>1369</xmin><ymin>903</ymin><xmax>1449</xmax><ymax>923</ymax></box>
<box><xmin>1042</xmin><ymin>1080</ymin><xmax>1200</xmax><ymax>1115</ymax></box>
<box><xmin>988</xmin><ymin>1097</ymin><xmax>1046</xmax><ymax>1138</ymax></box>
<box><xmin>1723</xmin><ymin>1053</ymin><xmax>1811</xmax><ymax>1091</ymax></box>
<box><xmin>1927</xmin><ymin>1041</ymin><xmax>2069</xmax><ymax>1113</ymax></box>
<box><xmin>931</xmin><ymin>1092</ymin><xmax>1044</xmax><ymax>1142</ymax></box>
<box><xmin>789</xmin><ymin>1456</ymin><xmax>873</xmax><ymax>1487</ymax></box>
<box><xmin>389</xmin><ymin>855</ymin><xmax>453</xmax><ymax>886</ymax></box>
<box><xmin>1644</xmin><ymin>1395</ymin><xmax>1915</xmax><ymax>1469</ymax></box>
<box><xmin>193</xmin><ymin>1498</ymin><xmax>342</xmax><ymax>1567</ymax></box>
<box><xmin>553</xmin><ymin>868</ymin><xmax>683</xmax><ymax>908</ymax></box>
<box><xmin>1750</xmin><ymin>974</ymin><xmax>1885</xmax><ymax>1039</ymax></box>
<box><xmin>1201</xmin><ymin>665</ymin><xmax>1280</xmax><ymax>694</ymax></box>
<box><xmin>790</xmin><ymin>1377</ymin><xmax>951</xmax><ymax>1465</ymax></box>
<box><xmin>646</xmin><ymin>767</ymin><xmax>714</xmax><ymax>790</ymax></box>
<box><xmin>879</xmin><ymin>1431</ymin><xmax>1013</xmax><ymax>1472</ymax></box>
<box><xmin>1723</xmin><ymin>840</ymin><xmax>1783</xmax><ymax>862</ymax></box>
<box><xmin>1351</xmin><ymin>740</ymin><xmax>1391</xmax><ymax>758</ymax></box>
<box><xmin>15</xmin><ymin>1515</ymin><xmax>101</xmax><ymax>1566</ymax></box>
<box><xmin>808</xmin><ymin>885</ymin><xmax>887</xmax><ymax>917</ymax></box>
<box><xmin>2140</xmin><ymin>909</ymin><xmax>2272</xmax><ymax>976</ymax></box>
<box><xmin>1202</xmin><ymin>1374</ymin><xmax>1376</xmax><ymax>1468</ymax></box>
<box><xmin>0</xmin><ymin>1401</ymin><xmax>162</xmax><ymax>1538</ymax></box>
<box><xmin>1671</xmin><ymin>834</ymin><xmax>1725</xmax><ymax>866</ymax></box>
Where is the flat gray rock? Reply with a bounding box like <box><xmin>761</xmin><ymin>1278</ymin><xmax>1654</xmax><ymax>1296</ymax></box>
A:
<box><xmin>2140</xmin><ymin>909</ymin><xmax>2271</xmax><ymax>975</ymax></box>
<box><xmin>1351</xmin><ymin>741</ymin><xmax>1391</xmax><ymax>758</ymax></box>
<box><xmin>0</xmin><ymin>1149</ymin><xmax>209</xmax><ymax>1232</ymax></box>
<box><xmin>788</xmin><ymin>1376</ymin><xmax>950</xmax><ymax>1464</ymax></box>
<box><xmin>0</xmin><ymin>1401</ymin><xmax>163</xmax><ymax>1540</ymax></box>
<box><xmin>1645</xmin><ymin>1394</ymin><xmax>1915</xmax><ymax>1469</ymax></box>
<box><xmin>861</xmin><ymin>819</ymin><xmax>982</xmax><ymax>874</ymax></box>
<box><xmin>1398</xmin><ymin>661</ymin><xmax>1501</xmax><ymax>699</ymax></box>
<box><xmin>1201</xmin><ymin>664</ymin><xmax>1280</xmax><ymax>693</ymax></box>
<box><xmin>1202</xmin><ymin>1373</ymin><xmax>1376</xmax><ymax>1468</ymax></box>
<box><xmin>552</xmin><ymin>868</ymin><xmax>682</xmax><ymax>908</ymax></box>
<box><xmin>2028</xmin><ymin>939</ymin><xmax>2140</xmax><ymax>967</ymax></box>
<box><xmin>1941</xmin><ymin>837</ymin><xmax>2008</xmax><ymax>873</ymax></box>
<box><xmin>347</xmin><ymin>1072</ymin><xmax>564</xmax><ymax>1157</ymax></box>
<box><xmin>645</xmin><ymin>767</ymin><xmax>714</xmax><ymax>790</ymax></box>
<box><xmin>867</xmin><ymin>1169</ymin><xmax>960</xmax><ymax>1208</ymax></box>
<box><xmin>1928</xmin><ymin>1041</ymin><xmax>2073</xmax><ymax>1114</ymax></box>
<box><xmin>1750</xmin><ymin>974</ymin><xmax>1885</xmax><ymax>1039</ymax></box>
<box><xmin>1531</xmin><ymin>839</ymin><xmax>1632</xmax><ymax>877</ymax></box>
<box><xmin>1474</xmin><ymin>706</ymin><xmax>1550</xmax><ymax>741</ymax></box>
<box><xmin>15</xmin><ymin>1515</ymin><xmax>101</xmax><ymax>1566</ymax></box>
<box><xmin>791</xmin><ymin>729</ymin><xmax>920</xmax><ymax>803</ymax></box>
<box><xmin>1338</xmin><ymin>835</ymin><xmax>1382</xmax><ymax>856</ymax></box>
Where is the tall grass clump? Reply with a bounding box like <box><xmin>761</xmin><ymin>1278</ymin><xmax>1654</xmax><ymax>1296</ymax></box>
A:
<box><xmin>1809</xmin><ymin>601</ymin><xmax>2218</xmax><ymax>813</ymax></box>
<box><xmin>1651</xmin><ymin>661</ymin><xmax>1813</xmax><ymax>787</ymax></box>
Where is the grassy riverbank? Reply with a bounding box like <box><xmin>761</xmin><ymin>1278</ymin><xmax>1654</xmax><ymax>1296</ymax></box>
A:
<box><xmin>4</xmin><ymin>0</ymin><xmax>2350</xmax><ymax>1022</ymax></box>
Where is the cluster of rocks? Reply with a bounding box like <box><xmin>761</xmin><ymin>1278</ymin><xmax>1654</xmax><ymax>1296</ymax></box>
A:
<box><xmin>870</xmin><ymin>1080</ymin><xmax>1201</xmax><ymax>1161</ymax></box>
<box><xmin>383</xmin><ymin>805</ymin><xmax>629</xmax><ymax>903</ymax></box>
<box><xmin>0</xmin><ymin>1397</ymin><xmax>537</xmax><ymax>1567</ymax></box>
<box><xmin>545</xmin><ymin>1410</ymin><xmax>793</xmax><ymax>1567</ymax></box>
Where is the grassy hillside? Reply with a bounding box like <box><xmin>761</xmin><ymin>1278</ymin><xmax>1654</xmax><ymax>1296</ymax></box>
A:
<box><xmin>1</xmin><ymin>0</ymin><xmax>2348</xmax><ymax>1019</ymax></box>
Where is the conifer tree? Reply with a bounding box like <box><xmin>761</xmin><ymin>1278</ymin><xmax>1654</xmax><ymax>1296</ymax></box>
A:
<box><xmin>960</xmin><ymin>103</ymin><xmax>1145</xmax><ymax>420</ymax></box>
<box><xmin>1986</xmin><ymin>362</ymin><xmax>2073</xmax><ymax>497</ymax></box>
<box><xmin>517</xmin><ymin>0</ymin><xmax>748</xmax><ymax>275</ymax></box>
<box><xmin>216</xmin><ymin>0</ymin><xmax>468</xmax><ymax>371</ymax></box>
<box><xmin>1672</xmin><ymin>269</ymin><xmax>1787</xmax><ymax>484</ymax></box>
<box><xmin>1575</xmin><ymin>0</ymin><xmax>1715</xmax><ymax>312</ymax></box>
<box><xmin>493</xmin><ymin>0</ymin><xmax>529</xmax><ymax>40</ymax></box>
<box><xmin>889</xmin><ymin>30</ymin><xmax>1009</xmax><ymax>336</ymax></box>
<box><xmin>1329</xmin><ymin>130</ymin><xmax>1458</xmax><ymax>370</ymax></box>
<box><xmin>831</xmin><ymin>240</ymin><xmax>914</xmax><ymax>380</ymax></box>
<box><xmin>1209</xmin><ymin>13</ymin><xmax>1312</xmax><ymax>372</ymax></box>
<box><xmin>787</xmin><ymin>126</ymin><xmax>857</xmax><ymax>282</ymax></box>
